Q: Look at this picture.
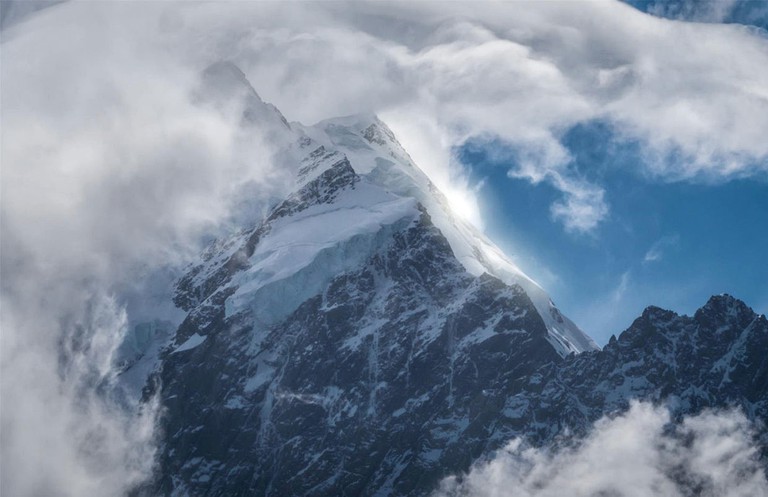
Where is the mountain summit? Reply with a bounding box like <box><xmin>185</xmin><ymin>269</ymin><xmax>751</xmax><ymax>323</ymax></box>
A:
<box><xmin>122</xmin><ymin>64</ymin><xmax>767</xmax><ymax>496</ymax></box>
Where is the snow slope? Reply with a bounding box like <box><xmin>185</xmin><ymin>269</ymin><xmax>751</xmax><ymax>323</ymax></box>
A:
<box><xmin>139</xmin><ymin>63</ymin><xmax>768</xmax><ymax>497</ymax></box>
<box><xmin>166</xmin><ymin>60</ymin><xmax>596</xmax><ymax>357</ymax></box>
<box><xmin>303</xmin><ymin>114</ymin><xmax>598</xmax><ymax>354</ymax></box>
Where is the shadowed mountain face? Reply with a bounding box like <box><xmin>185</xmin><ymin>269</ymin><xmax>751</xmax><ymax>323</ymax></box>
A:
<box><xmin>124</xmin><ymin>64</ymin><xmax>768</xmax><ymax>496</ymax></box>
<box><xmin>158</xmin><ymin>209</ymin><xmax>562</xmax><ymax>496</ymax></box>
<box><xmin>504</xmin><ymin>294</ymin><xmax>768</xmax><ymax>446</ymax></box>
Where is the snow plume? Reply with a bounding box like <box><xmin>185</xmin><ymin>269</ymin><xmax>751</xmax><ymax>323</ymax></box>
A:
<box><xmin>152</xmin><ymin>1</ymin><xmax>768</xmax><ymax>234</ymax></box>
<box><xmin>436</xmin><ymin>402</ymin><xmax>768</xmax><ymax>497</ymax></box>
<box><xmin>4</xmin><ymin>1</ymin><xmax>767</xmax><ymax>237</ymax></box>
<box><xmin>1</xmin><ymin>292</ymin><xmax>159</xmax><ymax>497</ymax></box>
<box><xmin>1</xmin><ymin>4</ymin><xmax>292</xmax><ymax>496</ymax></box>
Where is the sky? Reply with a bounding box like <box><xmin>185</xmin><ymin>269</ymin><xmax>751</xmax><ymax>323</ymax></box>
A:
<box><xmin>450</xmin><ymin>0</ymin><xmax>768</xmax><ymax>345</ymax></box>
<box><xmin>2</xmin><ymin>1</ymin><xmax>768</xmax><ymax>496</ymax></box>
<box><xmin>460</xmin><ymin>119</ymin><xmax>768</xmax><ymax>345</ymax></box>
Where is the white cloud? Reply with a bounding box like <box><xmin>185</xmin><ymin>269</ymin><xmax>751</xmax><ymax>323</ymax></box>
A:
<box><xmin>4</xmin><ymin>3</ymin><xmax>768</xmax><ymax>235</ymax></box>
<box><xmin>547</xmin><ymin>172</ymin><xmax>609</xmax><ymax>234</ymax></box>
<box><xmin>435</xmin><ymin>402</ymin><xmax>768</xmax><ymax>497</ymax></box>
<box><xmin>612</xmin><ymin>270</ymin><xmax>632</xmax><ymax>302</ymax></box>
<box><xmin>1</xmin><ymin>4</ymin><xmax>293</xmax><ymax>495</ymax></box>
<box><xmin>1</xmin><ymin>294</ymin><xmax>160</xmax><ymax>497</ymax></box>
<box><xmin>644</xmin><ymin>235</ymin><xmax>681</xmax><ymax>263</ymax></box>
<box><xmin>148</xmin><ymin>0</ymin><xmax>768</xmax><ymax>232</ymax></box>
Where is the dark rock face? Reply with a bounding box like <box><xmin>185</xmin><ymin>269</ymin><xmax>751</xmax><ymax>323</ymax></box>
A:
<box><xmin>154</xmin><ymin>196</ymin><xmax>768</xmax><ymax>496</ymax></box>
<box><xmin>139</xmin><ymin>88</ymin><xmax>768</xmax><ymax>494</ymax></box>
<box><xmin>148</xmin><ymin>149</ymin><xmax>768</xmax><ymax>496</ymax></box>
<box><xmin>172</xmin><ymin>156</ymin><xmax>359</xmax><ymax>324</ymax></box>
<box><xmin>543</xmin><ymin>295</ymin><xmax>768</xmax><ymax>427</ymax></box>
<box><xmin>155</xmin><ymin>207</ymin><xmax>562</xmax><ymax>496</ymax></box>
<box><xmin>268</xmin><ymin>156</ymin><xmax>359</xmax><ymax>222</ymax></box>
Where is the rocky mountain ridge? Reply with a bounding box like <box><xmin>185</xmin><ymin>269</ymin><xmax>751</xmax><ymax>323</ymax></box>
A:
<box><xmin>122</xmin><ymin>63</ymin><xmax>768</xmax><ymax>496</ymax></box>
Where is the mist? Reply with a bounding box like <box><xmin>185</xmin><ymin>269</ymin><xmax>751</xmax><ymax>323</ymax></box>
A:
<box><xmin>1</xmin><ymin>3</ymin><xmax>291</xmax><ymax>495</ymax></box>
<box><xmin>436</xmin><ymin>402</ymin><xmax>768</xmax><ymax>497</ymax></box>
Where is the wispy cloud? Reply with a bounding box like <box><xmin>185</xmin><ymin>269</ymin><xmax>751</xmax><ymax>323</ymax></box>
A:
<box><xmin>19</xmin><ymin>1</ymin><xmax>760</xmax><ymax>236</ymax></box>
<box><xmin>435</xmin><ymin>402</ymin><xmax>768</xmax><ymax>497</ymax></box>
<box><xmin>643</xmin><ymin>235</ymin><xmax>680</xmax><ymax>264</ymax></box>
<box><xmin>548</xmin><ymin>172</ymin><xmax>609</xmax><ymax>234</ymax></box>
<box><xmin>2</xmin><ymin>5</ymin><xmax>293</xmax><ymax>495</ymax></box>
<box><xmin>612</xmin><ymin>270</ymin><xmax>632</xmax><ymax>302</ymax></box>
<box><xmin>213</xmin><ymin>1</ymin><xmax>768</xmax><ymax>233</ymax></box>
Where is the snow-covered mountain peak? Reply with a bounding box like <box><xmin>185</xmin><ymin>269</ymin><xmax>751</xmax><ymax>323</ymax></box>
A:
<box><xmin>318</xmin><ymin>113</ymin><xmax>415</xmax><ymax>168</ymax></box>
<box><xmin>292</xmin><ymin>113</ymin><xmax>415</xmax><ymax>179</ymax></box>
<box><xmin>181</xmin><ymin>62</ymin><xmax>598</xmax><ymax>355</ymax></box>
<box><xmin>198</xmin><ymin>60</ymin><xmax>291</xmax><ymax>131</ymax></box>
<box><xmin>296</xmin><ymin>113</ymin><xmax>597</xmax><ymax>354</ymax></box>
<box><xmin>122</xmin><ymin>63</ymin><xmax>768</xmax><ymax>497</ymax></box>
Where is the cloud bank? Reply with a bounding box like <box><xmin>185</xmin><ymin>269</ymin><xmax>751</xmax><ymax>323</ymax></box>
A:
<box><xmin>177</xmin><ymin>0</ymin><xmax>768</xmax><ymax>232</ymax></box>
<box><xmin>1</xmin><ymin>4</ymin><xmax>292</xmax><ymax>495</ymax></box>
<box><xmin>3</xmin><ymin>2</ymin><xmax>768</xmax><ymax>496</ymax></box>
<box><xmin>436</xmin><ymin>402</ymin><xmax>768</xmax><ymax>497</ymax></box>
<box><xmin>6</xmin><ymin>1</ymin><xmax>767</xmax><ymax>234</ymax></box>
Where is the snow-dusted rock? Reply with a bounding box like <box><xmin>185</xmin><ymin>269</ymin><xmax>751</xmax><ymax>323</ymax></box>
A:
<box><xmin>125</xmin><ymin>64</ymin><xmax>767</xmax><ymax>497</ymax></box>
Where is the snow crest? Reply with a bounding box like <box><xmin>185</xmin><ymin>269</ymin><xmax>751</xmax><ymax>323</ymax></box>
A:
<box><xmin>291</xmin><ymin>114</ymin><xmax>597</xmax><ymax>354</ymax></box>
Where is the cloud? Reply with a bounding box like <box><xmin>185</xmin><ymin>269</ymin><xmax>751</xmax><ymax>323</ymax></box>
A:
<box><xmin>183</xmin><ymin>1</ymin><xmax>768</xmax><ymax>232</ymax></box>
<box><xmin>3</xmin><ymin>2</ymin><xmax>768</xmax><ymax>495</ymax></box>
<box><xmin>612</xmin><ymin>270</ymin><xmax>632</xmax><ymax>302</ymax></box>
<box><xmin>548</xmin><ymin>172</ymin><xmax>609</xmax><ymax>234</ymax></box>
<box><xmin>1</xmin><ymin>3</ymin><xmax>293</xmax><ymax>496</ymax></box>
<box><xmin>643</xmin><ymin>235</ymin><xmax>681</xmax><ymax>263</ymax></box>
<box><xmin>1</xmin><ymin>293</ymin><xmax>160</xmax><ymax>497</ymax></box>
<box><xmin>435</xmin><ymin>402</ymin><xmax>768</xmax><ymax>497</ymax></box>
<box><xmin>4</xmin><ymin>2</ymin><xmax>765</xmax><ymax>233</ymax></box>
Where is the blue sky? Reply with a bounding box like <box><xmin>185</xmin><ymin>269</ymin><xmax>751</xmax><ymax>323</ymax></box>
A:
<box><xmin>455</xmin><ymin>1</ymin><xmax>768</xmax><ymax>345</ymax></box>
<box><xmin>460</xmin><ymin>126</ymin><xmax>768</xmax><ymax>345</ymax></box>
<box><xmin>624</xmin><ymin>0</ymin><xmax>768</xmax><ymax>28</ymax></box>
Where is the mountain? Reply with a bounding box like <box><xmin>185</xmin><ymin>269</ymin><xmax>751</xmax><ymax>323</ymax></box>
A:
<box><xmin>123</xmin><ymin>63</ymin><xmax>768</xmax><ymax>496</ymax></box>
<box><xmin>484</xmin><ymin>294</ymin><xmax>768</xmax><ymax>450</ymax></box>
